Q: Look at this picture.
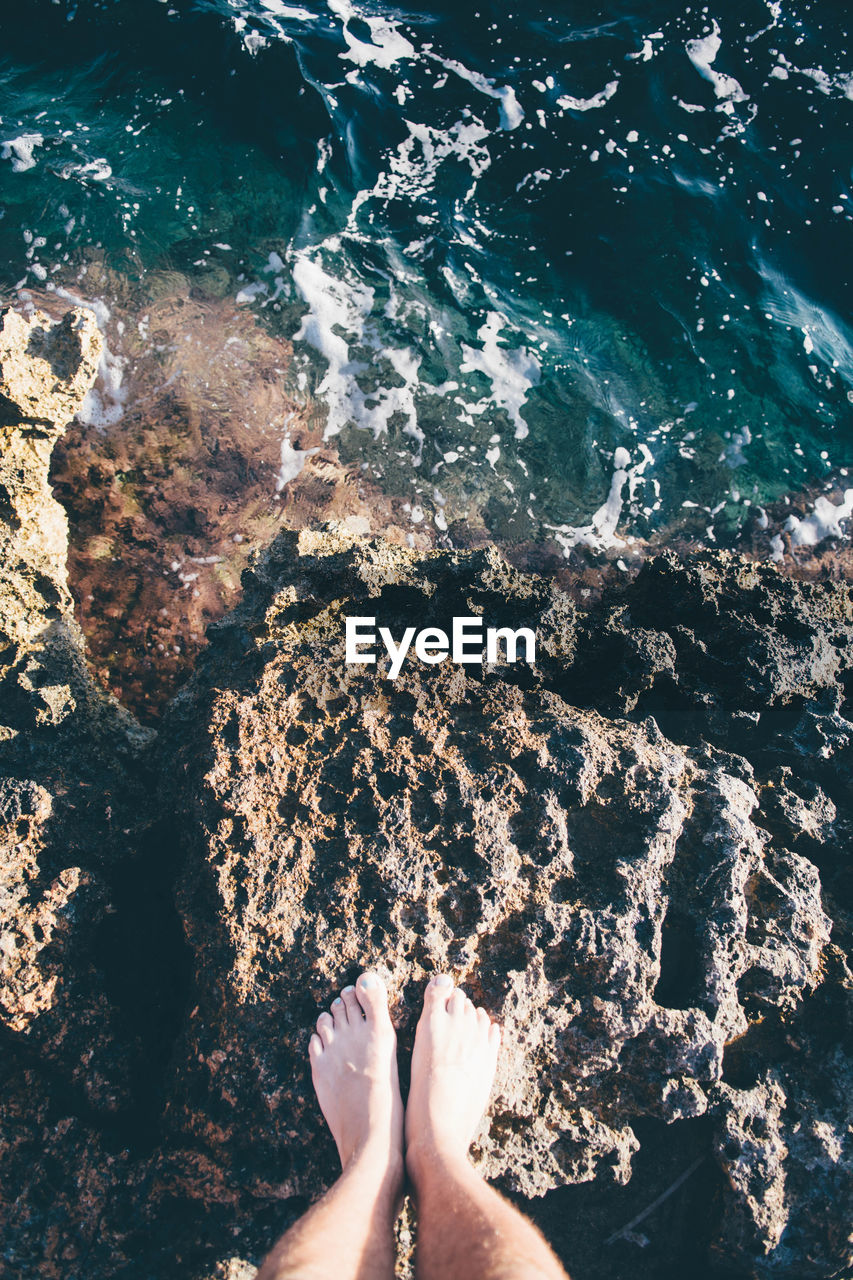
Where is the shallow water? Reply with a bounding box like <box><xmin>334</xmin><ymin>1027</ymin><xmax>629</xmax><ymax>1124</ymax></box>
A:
<box><xmin>1</xmin><ymin>0</ymin><xmax>851</xmax><ymax>555</ymax></box>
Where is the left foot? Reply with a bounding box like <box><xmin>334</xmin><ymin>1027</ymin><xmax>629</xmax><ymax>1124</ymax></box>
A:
<box><xmin>309</xmin><ymin>971</ymin><xmax>404</xmax><ymax>1193</ymax></box>
<box><xmin>405</xmin><ymin>975</ymin><xmax>500</xmax><ymax>1183</ymax></box>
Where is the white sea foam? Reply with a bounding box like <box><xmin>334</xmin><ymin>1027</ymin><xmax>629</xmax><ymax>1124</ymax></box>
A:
<box><xmin>48</xmin><ymin>285</ymin><xmax>111</xmax><ymax>330</ymax></box>
<box><xmin>746</xmin><ymin>0</ymin><xmax>782</xmax><ymax>43</ymax></box>
<box><xmin>368</xmin><ymin>116</ymin><xmax>492</xmax><ymax>208</ymax></box>
<box><xmin>460</xmin><ymin>312</ymin><xmax>540</xmax><ymax>440</ymax></box>
<box><xmin>57</xmin><ymin>157</ymin><xmax>113</xmax><ymax>183</ymax></box>
<box><xmin>276</xmin><ymin>430</ymin><xmax>320</xmax><ymax>491</ymax></box>
<box><xmin>557</xmin><ymin>80</ymin><xmax>619</xmax><ymax>112</ymax></box>
<box><xmin>78</xmin><ymin>340</ymin><xmax>127</xmax><ymax>428</ymax></box>
<box><xmin>328</xmin><ymin>0</ymin><xmax>415</xmax><ymax>71</ymax></box>
<box><xmin>430</xmin><ymin>55</ymin><xmax>524</xmax><ymax>130</ymax></box>
<box><xmin>235</xmin><ymin>280</ymin><xmax>268</xmax><ymax>304</ymax></box>
<box><xmin>772</xmin><ymin>54</ymin><xmax>853</xmax><ymax>99</ymax></box>
<box><xmin>260</xmin><ymin>0</ymin><xmax>314</xmax><ymax>17</ymax></box>
<box><xmin>292</xmin><ymin>249</ymin><xmax>371</xmax><ymax>437</ymax></box>
<box><xmin>545</xmin><ymin>445</ymin><xmax>654</xmax><ymax>555</ymax></box>
<box><xmin>291</xmin><ymin>246</ymin><xmax>423</xmax><ymax>450</ymax></box>
<box><xmin>627</xmin><ymin>40</ymin><xmax>654</xmax><ymax>63</ymax></box>
<box><xmin>46</xmin><ymin>286</ymin><xmax>127</xmax><ymax>428</ymax></box>
<box><xmin>1</xmin><ymin>133</ymin><xmax>44</xmax><ymax>172</ymax></box>
<box><xmin>784</xmin><ymin>491</ymin><xmax>853</xmax><ymax>549</ymax></box>
<box><xmin>726</xmin><ymin>424</ymin><xmax>752</xmax><ymax>468</ymax></box>
<box><xmin>242</xmin><ymin>29</ymin><xmax>269</xmax><ymax>54</ymax></box>
<box><xmin>686</xmin><ymin>22</ymin><xmax>748</xmax><ymax>103</ymax></box>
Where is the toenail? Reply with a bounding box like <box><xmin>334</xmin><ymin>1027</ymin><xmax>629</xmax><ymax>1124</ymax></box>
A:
<box><xmin>332</xmin><ymin>997</ymin><xmax>342</xmax><ymax>1004</ymax></box>
<box><xmin>433</xmin><ymin>974</ymin><xmax>453</xmax><ymax>986</ymax></box>
<box><xmin>342</xmin><ymin>985</ymin><xmax>355</xmax><ymax>993</ymax></box>
<box><xmin>359</xmin><ymin>973</ymin><xmax>377</xmax><ymax>988</ymax></box>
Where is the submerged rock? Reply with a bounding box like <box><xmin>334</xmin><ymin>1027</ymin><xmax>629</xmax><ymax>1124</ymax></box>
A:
<box><xmin>0</xmin><ymin>308</ymin><xmax>851</xmax><ymax>1279</ymax></box>
<box><xmin>42</xmin><ymin>284</ymin><xmax>431</xmax><ymax>721</ymax></box>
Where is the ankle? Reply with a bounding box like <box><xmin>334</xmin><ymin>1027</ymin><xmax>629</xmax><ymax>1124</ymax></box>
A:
<box><xmin>343</xmin><ymin>1142</ymin><xmax>405</xmax><ymax>1199</ymax></box>
<box><xmin>405</xmin><ymin>1139</ymin><xmax>472</xmax><ymax>1193</ymax></box>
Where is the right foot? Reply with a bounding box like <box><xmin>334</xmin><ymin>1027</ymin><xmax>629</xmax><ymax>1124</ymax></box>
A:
<box><xmin>309</xmin><ymin>971</ymin><xmax>404</xmax><ymax>1193</ymax></box>
<box><xmin>405</xmin><ymin>975</ymin><xmax>501</xmax><ymax>1178</ymax></box>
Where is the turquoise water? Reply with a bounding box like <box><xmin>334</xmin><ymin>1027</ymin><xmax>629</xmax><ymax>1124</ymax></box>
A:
<box><xmin>1</xmin><ymin>0</ymin><xmax>851</xmax><ymax>552</ymax></box>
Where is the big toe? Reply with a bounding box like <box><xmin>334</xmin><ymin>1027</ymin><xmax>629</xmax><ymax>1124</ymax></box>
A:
<box><xmin>423</xmin><ymin>974</ymin><xmax>454</xmax><ymax>1012</ymax></box>
<box><xmin>355</xmin><ymin>971</ymin><xmax>392</xmax><ymax>1027</ymax></box>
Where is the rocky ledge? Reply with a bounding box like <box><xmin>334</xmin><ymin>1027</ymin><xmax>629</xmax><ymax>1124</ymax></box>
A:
<box><xmin>1</xmin><ymin>308</ymin><xmax>851</xmax><ymax>1280</ymax></box>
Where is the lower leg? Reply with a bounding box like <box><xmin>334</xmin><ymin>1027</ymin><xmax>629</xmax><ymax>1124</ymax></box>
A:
<box><xmin>256</xmin><ymin>1158</ymin><xmax>399</xmax><ymax>1280</ymax></box>
<box><xmin>256</xmin><ymin>973</ymin><xmax>404</xmax><ymax>1280</ymax></box>
<box><xmin>410</xmin><ymin>1151</ymin><xmax>567</xmax><ymax>1280</ymax></box>
<box><xmin>406</xmin><ymin>978</ymin><xmax>569</xmax><ymax>1280</ymax></box>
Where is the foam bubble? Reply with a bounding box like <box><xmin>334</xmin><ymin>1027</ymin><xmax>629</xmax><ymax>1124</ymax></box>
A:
<box><xmin>557</xmin><ymin>80</ymin><xmax>619</xmax><ymax>112</ymax></box>
<box><xmin>276</xmin><ymin>431</ymin><xmax>320</xmax><ymax>491</ymax></box>
<box><xmin>431</xmin><ymin>55</ymin><xmax>524</xmax><ymax>130</ymax></box>
<box><xmin>543</xmin><ymin>445</ymin><xmax>658</xmax><ymax>555</ymax></box>
<box><xmin>292</xmin><ymin>250</ymin><xmax>373</xmax><ymax>436</ymax></box>
<box><xmin>328</xmin><ymin>0</ymin><xmax>415</xmax><ymax>71</ymax></box>
<box><xmin>77</xmin><ymin>340</ymin><xmax>127</xmax><ymax>429</ymax></box>
<box><xmin>785</xmin><ymin>490</ymin><xmax>853</xmax><ymax>549</ymax></box>
<box><xmin>686</xmin><ymin>22</ymin><xmax>749</xmax><ymax>103</ymax></box>
<box><xmin>1</xmin><ymin>133</ymin><xmax>44</xmax><ymax>172</ymax></box>
<box><xmin>260</xmin><ymin>0</ymin><xmax>314</xmax><ymax>16</ymax></box>
<box><xmin>236</xmin><ymin>281</ymin><xmax>268</xmax><ymax>304</ymax></box>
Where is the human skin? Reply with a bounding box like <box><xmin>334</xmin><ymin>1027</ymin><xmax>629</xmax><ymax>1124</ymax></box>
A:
<box><xmin>256</xmin><ymin>972</ymin><xmax>569</xmax><ymax>1280</ymax></box>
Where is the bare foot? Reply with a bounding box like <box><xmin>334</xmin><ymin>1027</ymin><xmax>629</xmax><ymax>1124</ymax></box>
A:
<box><xmin>405</xmin><ymin>975</ymin><xmax>501</xmax><ymax>1178</ymax></box>
<box><xmin>309</xmin><ymin>972</ymin><xmax>404</xmax><ymax>1192</ymax></box>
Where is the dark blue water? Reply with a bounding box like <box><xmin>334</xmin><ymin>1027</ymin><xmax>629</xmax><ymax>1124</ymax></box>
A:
<box><xmin>1</xmin><ymin>0</ymin><xmax>851</xmax><ymax>554</ymax></box>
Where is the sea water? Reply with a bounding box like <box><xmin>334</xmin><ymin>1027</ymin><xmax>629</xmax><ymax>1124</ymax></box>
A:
<box><xmin>1</xmin><ymin>0</ymin><xmax>851</xmax><ymax>554</ymax></box>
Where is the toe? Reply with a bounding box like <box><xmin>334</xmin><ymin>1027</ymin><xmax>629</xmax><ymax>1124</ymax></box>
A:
<box><xmin>341</xmin><ymin>985</ymin><xmax>362</xmax><ymax>1023</ymax></box>
<box><xmin>317</xmin><ymin>1011</ymin><xmax>334</xmax><ymax>1045</ymax></box>
<box><xmin>424</xmin><ymin>974</ymin><xmax>454</xmax><ymax>1011</ymax></box>
<box><xmin>476</xmin><ymin>1006</ymin><xmax>491</xmax><ymax>1030</ymax></box>
<box><xmin>355</xmin><ymin>971</ymin><xmax>391</xmax><ymax>1026</ymax></box>
<box><xmin>448</xmin><ymin>987</ymin><xmax>467</xmax><ymax>1017</ymax></box>
<box><xmin>488</xmin><ymin>1021</ymin><xmax>502</xmax><ymax>1050</ymax></box>
<box><xmin>308</xmin><ymin>1032</ymin><xmax>323</xmax><ymax>1059</ymax></box>
<box><xmin>331</xmin><ymin>994</ymin><xmax>348</xmax><ymax>1027</ymax></box>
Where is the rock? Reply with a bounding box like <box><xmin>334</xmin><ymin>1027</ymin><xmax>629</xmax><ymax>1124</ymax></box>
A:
<box><xmin>160</xmin><ymin>528</ymin><xmax>851</xmax><ymax>1276</ymax></box>
<box><xmin>0</xmin><ymin>304</ymin><xmax>152</xmax><ymax>754</ymax></box>
<box><xmin>0</xmin><ymin>308</ymin><xmax>851</xmax><ymax>1280</ymax></box>
<box><xmin>194</xmin><ymin>261</ymin><xmax>234</xmax><ymax>300</ymax></box>
<box><xmin>0</xmin><ymin>307</ymin><xmax>161</xmax><ymax>1277</ymax></box>
<box><xmin>0</xmin><ymin>307</ymin><xmax>101</xmax><ymax>662</ymax></box>
<box><xmin>0</xmin><ymin>305</ymin><xmax>102</xmax><ymax>427</ymax></box>
<box><xmin>0</xmin><ymin>1068</ymin><xmax>131</xmax><ymax>1277</ymax></box>
<box><xmin>714</xmin><ymin>988</ymin><xmax>853</xmax><ymax>1275</ymax></box>
<box><xmin>44</xmin><ymin>289</ymin><xmax>432</xmax><ymax>720</ymax></box>
<box><xmin>144</xmin><ymin>269</ymin><xmax>192</xmax><ymax>302</ymax></box>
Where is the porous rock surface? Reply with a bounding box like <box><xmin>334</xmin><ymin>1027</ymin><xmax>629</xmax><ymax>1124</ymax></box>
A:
<box><xmin>161</xmin><ymin>529</ymin><xmax>852</xmax><ymax>1278</ymax></box>
<box><xmin>0</xmin><ymin>308</ymin><xmax>157</xmax><ymax>1276</ymax></box>
<box><xmin>0</xmin><ymin>307</ymin><xmax>851</xmax><ymax>1280</ymax></box>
